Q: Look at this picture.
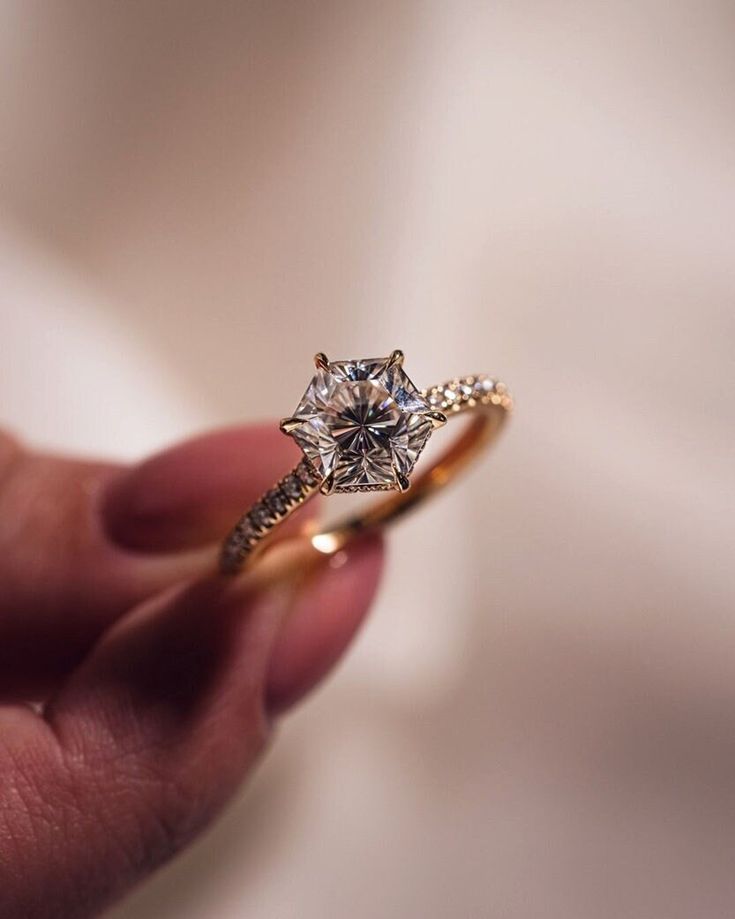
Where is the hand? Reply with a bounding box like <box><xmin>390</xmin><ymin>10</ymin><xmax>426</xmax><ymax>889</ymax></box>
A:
<box><xmin>0</xmin><ymin>425</ymin><xmax>383</xmax><ymax>919</ymax></box>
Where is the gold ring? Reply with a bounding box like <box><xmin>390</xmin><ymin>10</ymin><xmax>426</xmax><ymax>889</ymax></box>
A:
<box><xmin>219</xmin><ymin>351</ymin><xmax>512</xmax><ymax>575</ymax></box>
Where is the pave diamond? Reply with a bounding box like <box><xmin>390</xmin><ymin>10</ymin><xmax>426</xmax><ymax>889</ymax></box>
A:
<box><xmin>282</xmin><ymin>474</ymin><xmax>303</xmax><ymax>500</ymax></box>
<box><xmin>286</xmin><ymin>355</ymin><xmax>436</xmax><ymax>492</ymax></box>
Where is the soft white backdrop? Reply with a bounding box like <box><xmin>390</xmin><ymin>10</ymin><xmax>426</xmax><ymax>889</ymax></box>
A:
<box><xmin>1</xmin><ymin>2</ymin><xmax>734</xmax><ymax>917</ymax></box>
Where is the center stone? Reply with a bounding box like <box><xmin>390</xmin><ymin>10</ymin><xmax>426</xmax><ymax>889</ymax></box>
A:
<box><xmin>286</xmin><ymin>355</ymin><xmax>437</xmax><ymax>492</ymax></box>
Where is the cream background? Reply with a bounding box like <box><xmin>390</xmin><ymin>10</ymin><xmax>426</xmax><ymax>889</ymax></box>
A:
<box><xmin>1</xmin><ymin>2</ymin><xmax>734</xmax><ymax>917</ymax></box>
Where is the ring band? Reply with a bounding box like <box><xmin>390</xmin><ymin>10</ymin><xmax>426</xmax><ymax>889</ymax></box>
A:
<box><xmin>220</xmin><ymin>353</ymin><xmax>512</xmax><ymax>575</ymax></box>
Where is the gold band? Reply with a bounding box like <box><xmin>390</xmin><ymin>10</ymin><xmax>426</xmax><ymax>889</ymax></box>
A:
<box><xmin>219</xmin><ymin>374</ymin><xmax>512</xmax><ymax>575</ymax></box>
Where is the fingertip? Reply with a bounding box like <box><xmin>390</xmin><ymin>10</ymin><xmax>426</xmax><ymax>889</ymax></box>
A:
<box><xmin>265</xmin><ymin>534</ymin><xmax>385</xmax><ymax>714</ymax></box>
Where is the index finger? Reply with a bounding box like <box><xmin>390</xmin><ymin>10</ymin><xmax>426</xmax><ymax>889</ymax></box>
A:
<box><xmin>0</xmin><ymin>424</ymin><xmax>314</xmax><ymax>698</ymax></box>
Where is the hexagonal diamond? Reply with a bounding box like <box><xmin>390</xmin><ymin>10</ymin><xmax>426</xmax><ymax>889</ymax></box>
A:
<box><xmin>287</xmin><ymin>355</ymin><xmax>435</xmax><ymax>492</ymax></box>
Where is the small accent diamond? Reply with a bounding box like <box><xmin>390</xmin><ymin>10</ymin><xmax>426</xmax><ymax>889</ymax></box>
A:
<box><xmin>266</xmin><ymin>488</ymin><xmax>287</xmax><ymax>516</ymax></box>
<box><xmin>296</xmin><ymin>459</ymin><xmax>320</xmax><ymax>487</ymax></box>
<box><xmin>282</xmin><ymin>474</ymin><xmax>303</xmax><ymax>500</ymax></box>
<box><xmin>250</xmin><ymin>504</ymin><xmax>271</xmax><ymax>530</ymax></box>
<box><xmin>234</xmin><ymin>520</ymin><xmax>255</xmax><ymax>543</ymax></box>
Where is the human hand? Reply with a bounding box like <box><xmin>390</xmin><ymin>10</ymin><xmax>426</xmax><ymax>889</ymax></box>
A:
<box><xmin>0</xmin><ymin>425</ymin><xmax>383</xmax><ymax>919</ymax></box>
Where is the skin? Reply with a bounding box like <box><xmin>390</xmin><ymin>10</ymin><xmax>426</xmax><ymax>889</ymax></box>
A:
<box><xmin>0</xmin><ymin>425</ymin><xmax>384</xmax><ymax>919</ymax></box>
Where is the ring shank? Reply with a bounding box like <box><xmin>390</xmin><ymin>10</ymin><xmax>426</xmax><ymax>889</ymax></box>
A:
<box><xmin>219</xmin><ymin>375</ymin><xmax>511</xmax><ymax>574</ymax></box>
<box><xmin>312</xmin><ymin>404</ymin><xmax>507</xmax><ymax>555</ymax></box>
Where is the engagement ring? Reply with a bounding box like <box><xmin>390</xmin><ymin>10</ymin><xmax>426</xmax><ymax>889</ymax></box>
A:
<box><xmin>220</xmin><ymin>351</ymin><xmax>512</xmax><ymax>574</ymax></box>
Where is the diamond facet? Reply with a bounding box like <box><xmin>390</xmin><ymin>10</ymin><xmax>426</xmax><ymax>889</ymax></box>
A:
<box><xmin>285</xmin><ymin>354</ymin><xmax>436</xmax><ymax>492</ymax></box>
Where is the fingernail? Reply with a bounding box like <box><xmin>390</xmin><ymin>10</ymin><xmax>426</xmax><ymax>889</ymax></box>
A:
<box><xmin>264</xmin><ymin>535</ymin><xmax>384</xmax><ymax>714</ymax></box>
<box><xmin>101</xmin><ymin>424</ymin><xmax>305</xmax><ymax>552</ymax></box>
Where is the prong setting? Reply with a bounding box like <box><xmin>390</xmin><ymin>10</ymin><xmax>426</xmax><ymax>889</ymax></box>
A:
<box><xmin>427</xmin><ymin>410</ymin><xmax>448</xmax><ymax>429</ymax></box>
<box><xmin>314</xmin><ymin>352</ymin><xmax>330</xmax><ymax>371</ymax></box>
<box><xmin>320</xmin><ymin>472</ymin><xmax>337</xmax><ymax>495</ymax></box>
<box><xmin>279</xmin><ymin>416</ymin><xmax>301</xmax><ymax>436</ymax></box>
<box><xmin>387</xmin><ymin>349</ymin><xmax>404</xmax><ymax>369</ymax></box>
<box><xmin>395</xmin><ymin>471</ymin><xmax>411</xmax><ymax>492</ymax></box>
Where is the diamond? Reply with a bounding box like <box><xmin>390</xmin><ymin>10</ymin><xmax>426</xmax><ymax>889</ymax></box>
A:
<box><xmin>285</xmin><ymin>354</ymin><xmax>436</xmax><ymax>492</ymax></box>
<box><xmin>250</xmin><ymin>503</ymin><xmax>272</xmax><ymax>530</ymax></box>
<box><xmin>282</xmin><ymin>474</ymin><xmax>303</xmax><ymax>500</ymax></box>
<box><xmin>266</xmin><ymin>488</ymin><xmax>288</xmax><ymax>516</ymax></box>
<box><xmin>235</xmin><ymin>519</ymin><xmax>256</xmax><ymax>542</ymax></box>
<box><xmin>296</xmin><ymin>459</ymin><xmax>320</xmax><ymax>487</ymax></box>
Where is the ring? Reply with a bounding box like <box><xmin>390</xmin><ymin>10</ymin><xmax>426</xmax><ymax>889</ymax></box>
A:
<box><xmin>219</xmin><ymin>351</ymin><xmax>512</xmax><ymax>575</ymax></box>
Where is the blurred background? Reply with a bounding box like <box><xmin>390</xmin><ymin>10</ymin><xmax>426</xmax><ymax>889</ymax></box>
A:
<box><xmin>1</xmin><ymin>2</ymin><xmax>734</xmax><ymax>917</ymax></box>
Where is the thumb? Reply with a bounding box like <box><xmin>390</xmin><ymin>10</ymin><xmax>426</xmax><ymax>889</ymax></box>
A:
<box><xmin>0</xmin><ymin>535</ymin><xmax>383</xmax><ymax>919</ymax></box>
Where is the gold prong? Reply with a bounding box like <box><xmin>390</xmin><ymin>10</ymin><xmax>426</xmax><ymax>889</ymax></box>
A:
<box><xmin>320</xmin><ymin>472</ymin><xmax>337</xmax><ymax>495</ymax></box>
<box><xmin>426</xmin><ymin>410</ymin><xmax>448</xmax><ymax>428</ymax></box>
<box><xmin>279</xmin><ymin>416</ymin><xmax>301</xmax><ymax>436</ymax></box>
<box><xmin>387</xmin><ymin>349</ymin><xmax>404</xmax><ymax>369</ymax></box>
<box><xmin>314</xmin><ymin>352</ymin><xmax>330</xmax><ymax>371</ymax></box>
<box><xmin>395</xmin><ymin>471</ymin><xmax>411</xmax><ymax>492</ymax></box>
